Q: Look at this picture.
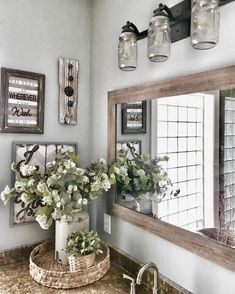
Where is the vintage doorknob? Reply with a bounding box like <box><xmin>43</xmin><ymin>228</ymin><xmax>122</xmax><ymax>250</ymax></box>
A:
<box><xmin>64</xmin><ymin>86</ymin><xmax>74</xmax><ymax>97</ymax></box>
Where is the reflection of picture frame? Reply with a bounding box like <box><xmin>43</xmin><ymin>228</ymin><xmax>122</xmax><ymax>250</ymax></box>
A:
<box><xmin>122</xmin><ymin>101</ymin><xmax>147</xmax><ymax>134</ymax></box>
<box><xmin>11</xmin><ymin>142</ymin><xmax>77</xmax><ymax>226</ymax></box>
<box><xmin>0</xmin><ymin>68</ymin><xmax>45</xmax><ymax>133</ymax></box>
<box><xmin>116</xmin><ymin>140</ymin><xmax>141</xmax><ymax>160</ymax></box>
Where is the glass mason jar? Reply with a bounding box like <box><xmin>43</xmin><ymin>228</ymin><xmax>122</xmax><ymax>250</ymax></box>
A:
<box><xmin>147</xmin><ymin>15</ymin><xmax>171</xmax><ymax>62</ymax></box>
<box><xmin>191</xmin><ymin>0</ymin><xmax>220</xmax><ymax>50</ymax></box>
<box><xmin>118</xmin><ymin>31</ymin><xmax>137</xmax><ymax>71</ymax></box>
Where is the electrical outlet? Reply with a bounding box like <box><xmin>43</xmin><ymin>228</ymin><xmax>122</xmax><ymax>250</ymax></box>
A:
<box><xmin>104</xmin><ymin>213</ymin><xmax>111</xmax><ymax>234</ymax></box>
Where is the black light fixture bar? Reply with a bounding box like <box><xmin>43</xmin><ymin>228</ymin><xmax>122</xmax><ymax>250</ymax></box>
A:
<box><xmin>170</xmin><ymin>0</ymin><xmax>191</xmax><ymax>43</ymax></box>
<box><xmin>136</xmin><ymin>30</ymin><xmax>148</xmax><ymax>41</ymax></box>
<box><xmin>128</xmin><ymin>0</ymin><xmax>234</xmax><ymax>44</ymax></box>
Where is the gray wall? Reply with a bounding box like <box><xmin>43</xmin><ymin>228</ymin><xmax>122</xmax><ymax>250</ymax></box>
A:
<box><xmin>90</xmin><ymin>0</ymin><xmax>235</xmax><ymax>293</ymax></box>
<box><xmin>0</xmin><ymin>0</ymin><xmax>91</xmax><ymax>250</ymax></box>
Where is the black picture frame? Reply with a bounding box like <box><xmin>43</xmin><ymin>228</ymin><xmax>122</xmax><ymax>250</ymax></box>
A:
<box><xmin>0</xmin><ymin>67</ymin><xmax>45</xmax><ymax>134</ymax></box>
<box><xmin>121</xmin><ymin>101</ymin><xmax>147</xmax><ymax>134</ymax></box>
<box><xmin>10</xmin><ymin>141</ymin><xmax>77</xmax><ymax>226</ymax></box>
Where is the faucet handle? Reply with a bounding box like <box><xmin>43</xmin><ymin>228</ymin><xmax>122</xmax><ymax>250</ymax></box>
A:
<box><xmin>123</xmin><ymin>274</ymin><xmax>136</xmax><ymax>294</ymax></box>
<box><xmin>123</xmin><ymin>273</ymin><xmax>135</xmax><ymax>282</ymax></box>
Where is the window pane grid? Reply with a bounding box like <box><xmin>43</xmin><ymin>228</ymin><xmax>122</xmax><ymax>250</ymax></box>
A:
<box><xmin>222</xmin><ymin>98</ymin><xmax>235</xmax><ymax>228</ymax></box>
<box><xmin>156</xmin><ymin>95</ymin><xmax>204</xmax><ymax>232</ymax></box>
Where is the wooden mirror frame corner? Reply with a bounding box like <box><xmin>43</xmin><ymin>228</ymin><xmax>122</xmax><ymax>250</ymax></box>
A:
<box><xmin>107</xmin><ymin>65</ymin><xmax>235</xmax><ymax>272</ymax></box>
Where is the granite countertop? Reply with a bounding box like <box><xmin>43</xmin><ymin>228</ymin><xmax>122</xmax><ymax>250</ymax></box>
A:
<box><xmin>0</xmin><ymin>241</ymin><xmax>191</xmax><ymax>294</ymax></box>
<box><xmin>0</xmin><ymin>259</ymin><xmax>151</xmax><ymax>294</ymax></box>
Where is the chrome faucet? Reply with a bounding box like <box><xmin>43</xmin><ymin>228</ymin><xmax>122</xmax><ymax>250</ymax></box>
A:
<box><xmin>136</xmin><ymin>262</ymin><xmax>159</xmax><ymax>294</ymax></box>
<box><xmin>123</xmin><ymin>273</ymin><xmax>136</xmax><ymax>294</ymax></box>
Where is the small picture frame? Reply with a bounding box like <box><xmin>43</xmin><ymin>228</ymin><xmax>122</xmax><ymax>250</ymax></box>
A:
<box><xmin>116</xmin><ymin>140</ymin><xmax>142</xmax><ymax>160</ymax></box>
<box><xmin>11</xmin><ymin>141</ymin><xmax>77</xmax><ymax>225</ymax></box>
<box><xmin>122</xmin><ymin>101</ymin><xmax>147</xmax><ymax>134</ymax></box>
<box><xmin>0</xmin><ymin>67</ymin><xmax>45</xmax><ymax>133</ymax></box>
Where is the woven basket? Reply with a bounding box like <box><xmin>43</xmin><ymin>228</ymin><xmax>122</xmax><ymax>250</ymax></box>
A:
<box><xmin>198</xmin><ymin>228</ymin><xmax>235</xmax><ymax>247</ymax></box>
<box><xmin>68</xmin><ymin>252</ymin><xmax>96</xmax><ymax>272</ymax></box>
<box><xmin>29</xmin><ymin>240</ymin><xmax>110</xmax><ymax>289</ymax></box>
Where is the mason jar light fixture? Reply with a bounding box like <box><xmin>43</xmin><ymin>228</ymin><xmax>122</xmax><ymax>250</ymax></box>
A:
<box><xmin>148</xmin><ymin>4</ymin><xmax>174</xmax><ymax>62</ymax></box>
<box><xmin>191</xmin><ymin>0</ymin><xmax>220</xmax><ymax>49</ymax></box>
<box><xmin>118</xmin><ymin>0</ymin><xmax>232</xmax><ymax>71</ymax></box>
<box><xmin>118</xmin><ymin>22</ymin><xmax>138</xmax><ymax>71</ymax></box>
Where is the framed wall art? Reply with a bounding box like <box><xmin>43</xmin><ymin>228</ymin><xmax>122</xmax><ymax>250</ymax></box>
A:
<box><xmin>116</xmin><ymin>140</ymin><xmax>142</xmax><ymax>160</ymax></box>
<box><xmin>0</xmin><ymin>68</ymin><xmax>45</xmax><ymax>133</ymax></box>
<box><xmin>121</xmin><ymin>101</ymin><xmax>147</xmax><ymax>134</ymax></box>
<box><xmin>11</xmin><ymin>142</ymin><xmax>77</xmax><ymax>225</ymax></box>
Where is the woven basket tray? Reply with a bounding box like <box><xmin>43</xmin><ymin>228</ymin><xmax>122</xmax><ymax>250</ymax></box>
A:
<box><xmin>29</xmin><ymin>240</ymin><xmax>110</xmax><ymax>289</ymax></box>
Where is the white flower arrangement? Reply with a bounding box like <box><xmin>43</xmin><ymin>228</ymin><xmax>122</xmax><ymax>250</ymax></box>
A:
<box><xmin>1</xmin><ymin>185</ymin><xmax>11</xmax><ymax>204</ymax></box>
<box><xmin>20</xmin><ymin>164</ymin><xmax>36</xmax><ymax>177</ymax></box>
<box><xmin>110</xmin><ymin>148</ymin><xmax>179</xmax><ymax>201</ymax></box>
<box><xmin>1</xmin><ymin>151</ymin><xmax>115</xmax><ymax>230</ymax></box>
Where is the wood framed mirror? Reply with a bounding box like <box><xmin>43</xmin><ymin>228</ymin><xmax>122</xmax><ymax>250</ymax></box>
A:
<box><xmin>108</xmin><ymin>65</ymin><xmax>235</xmax><ymax>272</ymax></box>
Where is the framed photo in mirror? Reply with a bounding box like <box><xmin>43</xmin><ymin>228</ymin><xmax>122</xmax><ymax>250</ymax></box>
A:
<box><xmin>116</xmin><ymin>140</ymin><xmax>142</xmax><ymax>160</ymax></box>
<box><xmin>11</xmin><ymin>142</ymin><xmax>77</xmax><ymax>226</ymax></box>
<box><xmin>0</xmin><ymin>67</ymin><xmax>45</xmax><ymax>134</ymax></box>
<box><xmin>122</xmin><ymin>101</ymin><xmax>147</xmax><ymax>134</ymax></box>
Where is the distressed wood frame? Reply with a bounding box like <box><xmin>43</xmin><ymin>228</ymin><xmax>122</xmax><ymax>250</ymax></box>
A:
<box><xmin>0</xmin><ymin>67</ymin><xmax>45</xmax><ymax>133</ymax></box>
<box><xmin>108</xmin><ymin>65</ymin><xmax>235</xmax><ymax>272</ymax></box>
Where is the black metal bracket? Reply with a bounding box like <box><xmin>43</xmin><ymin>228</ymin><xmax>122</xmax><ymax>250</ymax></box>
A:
<box><xmin>124</xmin><ymin>0</ymin><xmax>235</xmax><ymax>44</ymax></box>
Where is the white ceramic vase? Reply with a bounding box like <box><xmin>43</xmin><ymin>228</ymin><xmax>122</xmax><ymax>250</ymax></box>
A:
<box><xmin>55</xmin><ymin>209</ymin><xmax>89</xmax><ymax>265</ymax></box>
<box><xmin>119</xmin><ymin>192</ymin><xmax>158</xmax><ymax>217</ymax></box>
<box><xmin>151</xmin><ymin>195</ymin><xmax>159</xmax><ymax>218</ymax></box>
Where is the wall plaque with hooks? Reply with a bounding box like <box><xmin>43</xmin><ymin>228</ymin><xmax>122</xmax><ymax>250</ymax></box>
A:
<box><xmin>58</xmin><ymin>57</ymin><xmax>79</xmax><ymax>125</ymax></box>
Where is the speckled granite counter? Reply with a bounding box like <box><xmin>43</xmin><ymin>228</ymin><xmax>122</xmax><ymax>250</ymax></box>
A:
<box><xmin>0</xmin><ymin>242</ymin><xmax>191</xmax><ymax>294</ymax></box>
<box><xmin>0</xmin><ymin>259</ymin><xmax>150</xmax><ymax>294</ymax></box>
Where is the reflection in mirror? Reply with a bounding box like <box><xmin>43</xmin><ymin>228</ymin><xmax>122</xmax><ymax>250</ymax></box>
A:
<box><xmin>115</xmin><ymin>90</ymin><xmax>235</xmax><ymax>247</ymax></box>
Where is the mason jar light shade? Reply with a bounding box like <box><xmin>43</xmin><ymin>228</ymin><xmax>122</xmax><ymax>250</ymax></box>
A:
<box><xmin>118</xmin><ymin>31</ymin><xmax>137</xmax><ymax>71</ymax></box>
<box><xmin>191</xmin><ymin>0</ymin><xmax>220</xmax><ymax>50</ymax></box>
<box><xmin>147</xmin><ymin>15</ymin><xmax>171</xmax><ymax>62</ymax></box>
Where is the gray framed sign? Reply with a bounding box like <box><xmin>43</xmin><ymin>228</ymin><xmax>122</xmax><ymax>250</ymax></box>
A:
<box><xmin>0</xmin><ymin>67</ymin><xmax>45</xmax><ymax>133</ymax></box>
<box><xmin>11</xmin><ymin>141</ymin><xmax>77</xmax><ymax>226</ymax></box>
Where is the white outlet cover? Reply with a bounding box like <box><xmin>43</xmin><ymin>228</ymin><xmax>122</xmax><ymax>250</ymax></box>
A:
<box><xmin>104</xmin><ymin>213</ymin><xmax>111</xmax><ymax>234</ymax></box>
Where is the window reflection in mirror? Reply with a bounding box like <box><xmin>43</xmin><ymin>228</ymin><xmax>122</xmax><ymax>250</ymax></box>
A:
<box><xmin>115</xmin><ymin>90</ymin><xmax>235</xmax><ymax>247</ymax></box>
